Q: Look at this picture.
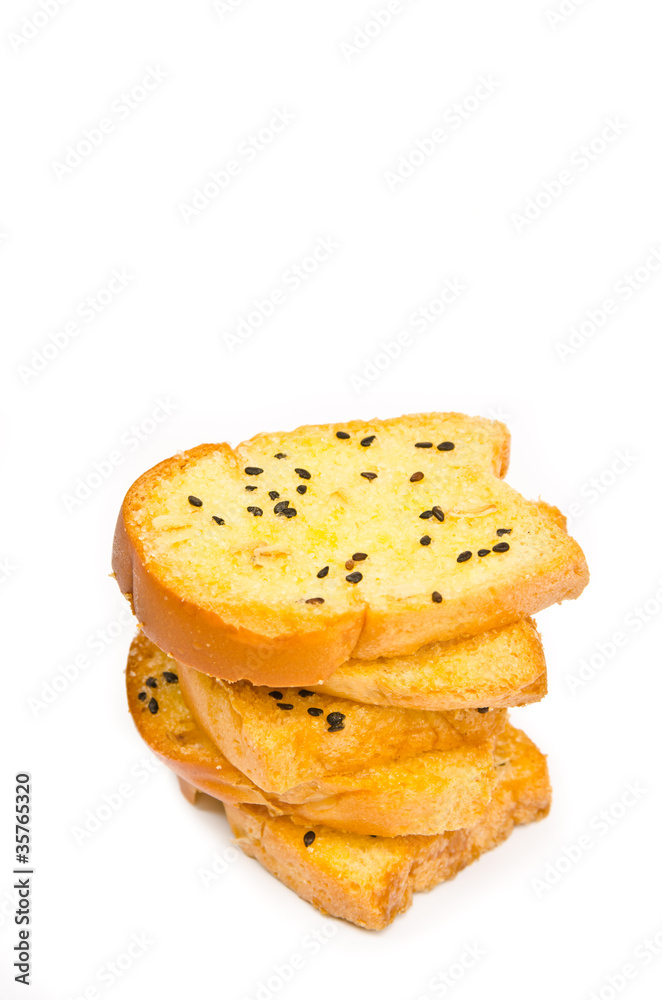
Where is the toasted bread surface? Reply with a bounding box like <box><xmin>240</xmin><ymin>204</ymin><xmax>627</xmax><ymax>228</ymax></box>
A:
<box><xmin>113</xmin><ymin>413</ymin><xmax>587</xmax><ymax>685</ymax></box>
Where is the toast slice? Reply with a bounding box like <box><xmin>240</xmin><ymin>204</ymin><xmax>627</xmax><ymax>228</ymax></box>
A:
<box><xmin>318</xmin><ymin>617</ymin><xmax>546</xmax><ymax>710</ymax></box>
<box><xmin>178</xmin><ymin>658</ymin><xmax>505</xmax><ymax>795</ymax></box>
<box><xmin>113</xmin><ymin>412</ymin><xmax>588</xmax><ymax>686</ymax></box>
<box><xmin>222</xmin><ymin>724</ymin><xmax>550</xmax><ymax>929</ymax></box>
<box><xmin>127</xmin><ymin>633</ymin><xmax>500</xmax><ymax>836</ymax></box>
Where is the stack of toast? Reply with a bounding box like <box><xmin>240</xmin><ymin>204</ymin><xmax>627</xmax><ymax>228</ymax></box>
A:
<box><xmin>113</xmin><ymin>413</ymin><xmax>588</xmax><ymax>929</ymax></box>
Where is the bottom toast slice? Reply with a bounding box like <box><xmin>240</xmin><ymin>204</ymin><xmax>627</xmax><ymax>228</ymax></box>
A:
<box><xmin>220</xmin><ymin>725</ymin><xmax>550</xmax><ymax>929</ymax></box>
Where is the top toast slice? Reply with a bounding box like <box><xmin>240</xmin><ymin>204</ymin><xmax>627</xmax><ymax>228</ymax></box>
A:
<box><xmin>113</xmin><ymin>412</ymin><xmax>588</xmax><ymax>685</ymax></box>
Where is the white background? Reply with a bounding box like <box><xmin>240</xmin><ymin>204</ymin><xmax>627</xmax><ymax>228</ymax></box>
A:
<box><xmin>2</xmin><ymin>1</ymin><xmax>661</xmax><ymax>998</ymax></box>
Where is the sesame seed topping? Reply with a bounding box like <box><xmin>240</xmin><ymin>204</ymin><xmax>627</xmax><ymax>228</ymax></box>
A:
<box><xmin>274</xmin><ymin>453</ymin><xmax>287</xmax><ymax>459</ymax></box>
<box><xmin>245</xmin><ymin>485</ymin><xmax>258</xmax><ymax>491</ymax></box>
<box><xmin>297</xmin><ymin>485</ymin><xmax>307</xmax><ymax>494</ymax></box>
<box><xmin>148</xmin><ymin>697</ymin><xmax>159</xmax><ymax>714</ymax></box>
<box><xmin>360</xmin><ymin>472</ymin><xmax>377</xmax><ymax>481</ymax></box>
<box><xmin>273</xmin><ymin>500</ymin><xmax>289</xmax><ymax>513</ymax></box>
<box><xmin>277</xmin><ymin>703</ymin><xmax>294</xmax><ymax>710</ymax></box>
<box><xmin>306</xmin><ymin>597</ymin><xmax>325</xmax><ymax>604</ymax></box>
<box><xmin>352</xmin><ymin>552</ymin><xmax>368</xmax><ymax>561</ymax></box>
<box><xmin>294</xmin><ymin>468</ymin><xmax>311</xmax><ymax>480</ymax></box>
<box><xmin>188</xmin><ymin>495</ymin><xmax>203</xmax><ymax>507</ymax></box>
<box><xmin>336</xmin><ymin>431</ymin><xmax>350</xmax><ymax>439</ymax></box>
<box><xmin>360</xmin><ymin>435</ymin><xmax>376</xmax><ymax>447</ymax></box>
<box><xmin>496</xmin><ymin>528</ymin><xmax>512</xmax><ymax>536</ymax></box>
<box><xmin>432</xmin><ymin>506</ymin><xmax>444</xmax><ymax>522</ymax></box>
<box><xmin>345</xmin><ymin>559</ymin><xmax>355</xmax><ymax>570</ymax></box>
<box><xmin>268</xmin><ymin>491</ymin><xmax>280</xmax><ymax>500</ymax></box>
<box><xmin>420</xmin><ymin>535</ymin><xmax>431</xmax><ymax>546</ymax></box>
<box><xmin>420</xmin><ymin>510</ymin><xmax>434</xmax><ymax>519</ymax></box>
<box><xmin>307</xmin><ymin>707</ymin><xmax>324</xmax><ymax>717</ymax></box>
<box><xmin>432</xmin><ymin>591</ymin><xmax>443</xmax><ymax>603</ymax></box>
<box><xmin>268</xmin><ymin>691</ymin><xmax>283</xmax><ymax>699</ymax></box>
<box><xmin>477</xmin><ymin>549</ymin><xmax>490</xmax><ymax>557</ymax></box>
<box><xmin>212</xmin><ymin>516</ymin><xmax>225</xmax><ymax>525</ymax></box>
<box><xmin>138</xmin><ymin>691</ymin><xmax>147</xmax><ymax>701</ymax></box>
<box><xmin>327</xmin><ymin>712</ymin><xmax>345</xmax><ymax>726</ymax></box>
<box><xmin>328</xmin><ymin>724</ymin><xmax>345</xmax><ymax>733</ymax></box>
<box><xmin>410</xmin><ymin>471</ymin><xmax>424</xmax><ymax>482</ymax></box>
<box><xmin>245</xmin><ymin>467</ymin><xmax>263</xmax><ymax>476</ymax></box>
<box><xmin>492</xmin><ymin>542</ymin><xmax>510</xmax><ymax>553</ymax></box>
<box><xmin>457</xmin><ymin>551</ymin><xmax>472</xmax><ymax>562</ymax></box>
<box><xmin>415</xmin><ymin>442</ymin><xmax>433</xmax><ymax>448</ymax></box>
<box><xmin>146</xmin><ymin>677</ymin><xmax>157</xmax><ymax>688</ymax></box>
<box><xmin>477</xmin><ymin>707</ymin><xmax>490</xmax><ymax>713</ymax></box>
<box><xmin>298</xmin><ymin>690</ymin><xmax>315</xmax><ymax>697</ymax></box>
<box><xmin>345</xmin><ymin>571</ymin><xmax>363</xmax><ymax>583</ymax></box>
<box><xmin>437</xmin><ymin>442</ymin><xmax>455</xmax><ymax>451</ymax></box>
<box><xmin>303</xmin><ymin>831</ymin><xmax>316</xmax><ymax>847</ymax></box>
<box><xmin>317</xmin><ymin>566</ymin><xmax>329</xmax><ymax>578</ymax></box>
<box><xmin>163</xmin><ymin>671</ymin><xmax>179</xmax><ymax>684</ymax></box>
<box><xmin>247</xmin><ymin>506</ymin><xmax>263</xmax><ymax>516</ymax></box>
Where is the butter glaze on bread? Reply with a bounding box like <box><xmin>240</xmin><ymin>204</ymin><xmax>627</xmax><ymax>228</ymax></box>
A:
<box><xmin>113</xmin><ymin>413</ymin><xmax>587</xmax><ymax>685</ymax></box>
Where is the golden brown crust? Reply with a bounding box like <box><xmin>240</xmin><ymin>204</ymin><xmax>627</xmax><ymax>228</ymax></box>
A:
<box><xmin>127</xmin><ymin>633</ymin><xmax>500</xmax><ymax>836</ymax></box>
<box><xmin>224</xmin><ymin>725</ymin><xmax>551</xmax><ymax>929</ymax></box>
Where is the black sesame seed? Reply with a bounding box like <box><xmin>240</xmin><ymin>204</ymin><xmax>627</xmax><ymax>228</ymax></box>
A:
<box><xmin>360</xmin><ymin>435</ymin><xmax>376</xmax><ymax>447</ymax></box>
<box><xmin>317</xmin><ymin>566</ymin><xmax>329</xmax><ymax>578</ymax></box>
<box><xmin>294</xmin><ymin>468</ymin><xmax>311</xmax><ymax>480</ymax></box>
<box><xmin>281</xmin><ymin>508</ymin><xmax>297</xmax><ymax>518</ymax></box>
<box><xmin>477</xmin><ymin>549</ymin><xmax>490</xmax><ymax>557</ymax></box>
<box><xmin>496</xmin><ymin>528</ymin><xmax>513</xmax><ymax>537</ymax></box>
<box><xmin>336</xmin><ymin>431</ymin><xmax>350</xmax><ymax>440</ymax></box>
<box><xmin>437</xmin><ymin>442</ymin><xmax>455</xmax><ymax>451</ymax></box>
<box><xmin>360</xmin><ymin>472</ymin><xmax>377</xmax><ymax>481</ymax></box>
<box><xmin>268</xmin><ymin>491</ymin><xmax>280</xmax><ymax>500</ymax></box>
<box><xmin>274</xmin><ymin>453</ymin><xmax>287</xmax><ymax>459</ymax></box>
<box><xmin>148</xmin><ymin>697</ymin><xmax>158</xmax><ymax>714</ymax></box>
<box><xmin>352</xmin><ymin>552</ymin><xmax>368</xmax><ymax>562</ymax></box>
<box><xmin>420</xmin><ymin>510</ymin><xmax>434</xmax><ymax>519</ymax></box>
<box><xmin>245</xmin><ymin>467</ymin><xmax>263</xmax><ymax>476</ymax></box>
<box><xmin>188</xmin><ymin>495</ymin><xmax>203</xmax><ymax>507</ymax></box>
<box><xmin>303</xmin><ymin>831</ymin><xmax>316</xmax><ymax>847</ymax></box>
<box><xmin>138</xmin><ymin>691</ymin><xmax>147</xmax><ymax>701</ymax></box>
<box><xmin>327</xmin><ymin>712</ymin><xmax>346</xmax><ymax>725</ymax></box>
<box><xmin>415</xmin><ymin>442</ymin><xmax>433</xmax><ymax>448</ymax></box>
<box><xmin>268</xmin><ymin>691</ymin><xmax>283</xmax><ymax>699</ymax></box>
<box><xmin>298</xmin><ymin>690</ymin><xmax>315</xmax><ymax>697</ymax></box>
<box><xmin>146</xmin><ymin>677</ymin><xmax>157</xmax><ymax>688</ymax></box>
<box><xmin>297</xmin><ymin>485</ymin><xmax>307</xmax><ymax>494</ymax></box>
<box><xmin>477</xmin><ymin>707</ymin><xmax>490</xmax><ymax>713</ymax></box>
<box><xmin>431</xmin><ymin>591</ymin><xmax>443</xmax><ymax>603</ymax></box>
<box><xmin>410</xmin><ymin>471</ymin><xmax>424</xmax><ymax>482</ymax></box>
<box><xmin>163</xmin><ymin>671</ymin><xmax>179</xmax><ymax>684</ymax></box>
<box><xmin>457</xmin><ymin>551</ymin><xmax>472</xmax><ymax>562</ymax></box>
<box><xmin>328</xmin><ymin>724</ymin><xmax>345</xmax><ymax>732</ymax></box>
<box><xmin>306</xmin><ymin>597</ymin><xmax>324</xmax><ymax>604</ymax></box>
<box><xmin>212</xmin><ymin>516</ymin><xmax>225</xmax><ymax>525</ymax></box>
<box><xmin>492</xmin><ymin>542</ymin><xmax>510</xmax><ymax>553</ymax></box>
<box><xmin>245</xmin><ymin>485</ymin><xmax>258</xmax><ymax>491</ymax></box>
<box><xmin>345</xmin><ymin>571</ymin><xmax>363</xmax><ymax>583</ymax></box>
<box><xmin>420</xmin><ymin>535</ymin><xmax>432</xmax><ymax>546</ymax></box>
<box><xmin>432</xmin><ymin>506</ymin><xmax>445</xmax><ymax>522</ymax></box>
<box><xmin>277</xmin><ymin>703</ymin><xmax>294</xmax><ymax>710</ymax></box>
<box><xmin>307</xmin><ymin>707</ymin><xmax>324</xmax><ymax>717</ymax></box>
<box><xmin>247</xmin><ymin>506</ymin><xmax>263</xmax><ymax>516</ymax></box>
<box><xmin>273</xmin><ymin>500</ymin><xmax>289</xmax><ymax>513</ymax></box>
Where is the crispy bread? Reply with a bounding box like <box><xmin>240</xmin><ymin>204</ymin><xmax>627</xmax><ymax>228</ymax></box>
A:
<box><xmin>222</xmin><ymin>725</ymin><xmax>550</xmax><ymax>929</ymax></box>
<box><xmin>127</xmin><ymin>633</ymin><xmax>500</xmax><ymax>836</ymax></box>
<box><xmin>318</xmin><ymin>617</ymin><xmax>546</xmax><ymax>710</ymax></box>
<box><xmin>178</xmin><ymin>659</ymin><xmax>505</xmax><ymax>794</ymax></box>
<box><xmin>113</xmin><ymin>413</ymin><xmax>587</xmax><ymax>685</ymax></box>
